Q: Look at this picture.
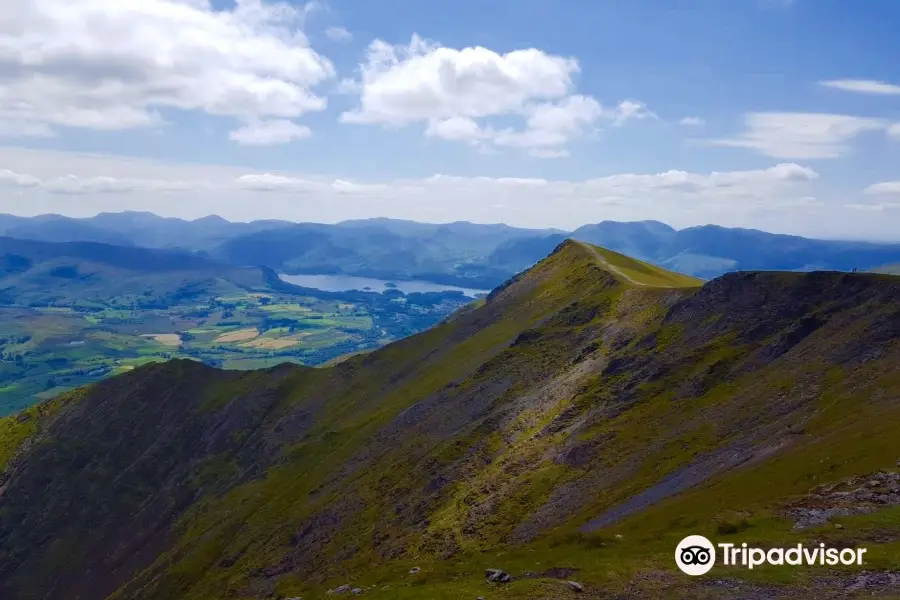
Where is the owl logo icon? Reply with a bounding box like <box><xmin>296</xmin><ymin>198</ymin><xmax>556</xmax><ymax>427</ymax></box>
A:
<box><xmin>675</xmin><ymin>535</ymin><xmax>716</xmax><ymax>575</ymax></box>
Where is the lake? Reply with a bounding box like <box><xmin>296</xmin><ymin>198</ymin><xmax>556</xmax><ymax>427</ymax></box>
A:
<box><xmin>278</xmin><ymin>273</ymin><xmax>490</xmax><ymax>298</ymax></box>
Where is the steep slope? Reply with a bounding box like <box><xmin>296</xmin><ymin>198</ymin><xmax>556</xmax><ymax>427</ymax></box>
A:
<box><xmin>2</xmin><ymin>243</ymin><xmax>900</xmax><ymax>599</ymax></box>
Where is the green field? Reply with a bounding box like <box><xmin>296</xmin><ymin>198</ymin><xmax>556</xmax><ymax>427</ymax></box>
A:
<box><xmin>0</xmin><ymin>290</ymin><xmax>472</xmax><ymax>416</ymax></box>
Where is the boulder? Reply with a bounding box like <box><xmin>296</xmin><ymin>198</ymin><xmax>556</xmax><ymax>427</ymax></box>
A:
<box><xmin>486</xmin><ymin>568</ymin><xmax>512</xmax><ymax>583</ymax></box>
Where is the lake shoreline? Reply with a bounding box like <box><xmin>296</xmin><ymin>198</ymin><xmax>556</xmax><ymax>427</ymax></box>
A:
<box><xmin>277</xmin><ymin>273</ymin><xmax>490</xmax><ymax>298</ymax></box>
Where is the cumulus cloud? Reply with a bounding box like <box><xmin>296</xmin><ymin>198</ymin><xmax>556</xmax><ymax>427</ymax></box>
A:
<box><xmin>0</xmin><ymin>169</ymin><xmax>41</xmax><ymax>187</ymax></box>
<box><xmin>612</xmin><ymin>100</ymin><xmax>657</xmax><ymax>126</ymax></box>
<box><xmin>234</xmin><ymin>173</ymin><xmax>318</xmax><ymax>192</ymax></box>
<box><xmin>424</xmin><ymin>116</ymin><xmax>487</xmax><ymax>144</ymax></box>
<box><xmin>0</xmin><ymin>0</ymin><xmax>334</xmax><ymax>141</ymax></box>
<box><xmin>864</xmin><ymin>181</ymin><xmax>900</xmax><ymax>195</ymax></box>
<box><xmin>234</xmin><ymin>173</ymin><xmax>391</xmax><ymax>194</ymax></box>
<box><xmin>710</xmin><ymin>112</ymin><xmax>887</xmax><ymax>159</ymax></box>
<box><xmin>230</xmin><ymin>120</ymin><xmax>313</xmax><ymax>145</ymax></box>
<box><xmin>820</xmin><ymin>79</ymin><xmax>900</xmax><ymax>95</ymax></box>
<box><xmin>338</xmin><ymin>35</ymin><xmax>651</xmax><ymax>157</ymax></box>
<box><xmin>325</xmin><ymin>26</ymin><xmax>352</xmax><ymax>42</ymax></box>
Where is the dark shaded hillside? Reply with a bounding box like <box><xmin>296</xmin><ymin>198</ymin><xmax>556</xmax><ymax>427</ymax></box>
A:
<box><xmin>3</xmin><ymin>243</ymin><xmax>900</xmax><ymax>599</ymax></box>
<box><xmin>0</xmin><ymin>214</ymin><xmax>137</xmax><ymax>247</ymax></box>
<box><xmin>0</xmin><ymin>236</ymin><xmax>267</xmax><ymax>305</ymax></box>
<box><xmin>0</xmin><ymin>236</ymin><xmax>216</xmax><ymax>272</ymax></box>
<box><xmin>0</xmin><ymin>362</ymin><xmax>298</xmax><ymax>600</ymax></box>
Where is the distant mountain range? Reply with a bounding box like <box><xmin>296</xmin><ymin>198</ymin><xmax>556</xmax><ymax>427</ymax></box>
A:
<box><xmin>3</xmin><ymin>211</ymin><xmax>900</xmax><ymax>286</ymax></box>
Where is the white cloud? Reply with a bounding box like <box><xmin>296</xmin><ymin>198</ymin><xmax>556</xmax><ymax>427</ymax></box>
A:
<box><xmin>0</xmin><ymin>169</ymin><xmax>197</xmax><ymax>194</ymax></box>
<box><xmin>0</xmin><ymin>169</ymin><xmax>41</xmax><ymax>187</ymax></box>
<box><xmin>340</xmin><ymin>35</ymin><xmax>578</xmax><ymax>124</ymax></box>
<box><xmin>820</xmin><ymin>79</ymin><xmax>900</xmax><ymax>95</ymax></box>
<box><xmin>325</xmin><ymin>26</ymin><xmax>352</xmax><ymax>42</ymax></box>
<box><xmin>679</xmin><ymin>116</ymin><xmax>706</xmax><ymax>127</ymax></box>
<box><xmin>235</xmin><ymin>173</ymin><xmax>319</xmax><ymax>192</ymax></box>
<box><xmin>864</xmin><ymin>181</ymin><xmax>900</xmax><ymax>195</ymax></box>
<box><xmin>424</xmin><ymin>116</ymin><xmax>487</xmax><ymax>144</ymax></box>
<box><xmin>0</xmin><ymin>0</ymin><xmax>334</xmax><ymax>141</ymax></box>
<box><xmin>339</xmin><ymin>35</ymin><xmax>649</xmax><ymax>157</ymax></box>
<box><xmin>492</xmin><ymin>95</ymin><xmax>604</xmax><ymax>153</ymax></box>
<box><xmin>710</xmin><ymin>112</ymin><xmax>887</xmax><ymax>159</ymax></box>
<box><xmin>889</xmin><ymin>123</ymin><xmax>900</xmax><ymax>140</ymax></box>
<box><xmin>0</xmin><ymin>160</ymin><xmax>820</xmax><ymax>201</ymax></box>
<box><xmin>0</xmin><ymin>146</ymin><xmax>828</xmax><ymax>239</ymax></box>
<box><xmin>230</xmin><ymin>120</ymin><xmax>313</xmax><ymax>145</ymax></box>
<box><xmin>613</xmin><ymin>100</ymin><xmax>657</xmax><ymax>126</ymax></box>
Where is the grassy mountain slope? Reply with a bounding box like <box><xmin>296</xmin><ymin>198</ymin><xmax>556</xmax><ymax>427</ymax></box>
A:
<box><xmin>2</xmin><ymin>242</ymin><xmax>900</xmax><ymax>599</ymax></box>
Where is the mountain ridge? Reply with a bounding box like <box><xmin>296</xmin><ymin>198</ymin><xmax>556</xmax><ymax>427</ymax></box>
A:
<box><xmin>2</xmin><ymin>242</ymin><xmax>900</xmax><ymax>598</ymax></box>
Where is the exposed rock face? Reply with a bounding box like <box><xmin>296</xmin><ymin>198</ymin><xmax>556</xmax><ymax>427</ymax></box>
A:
<box><xmin>784</xmin><ymin>470</ymin><xmax>900</xmax><ymax>529</ymax></box>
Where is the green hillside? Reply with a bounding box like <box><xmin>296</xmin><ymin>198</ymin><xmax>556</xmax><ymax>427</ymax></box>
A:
<box><xmin>0</xmin><ymin>237</ymin><xmax>476</xmax><ymax>414</ymax></box>
<box><xmin>2</xmin><ymin>241</ymin><xmax>900</xmax><ymax>599</ymax></box>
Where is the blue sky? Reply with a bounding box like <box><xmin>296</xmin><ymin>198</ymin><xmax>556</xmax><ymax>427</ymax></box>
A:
<box><xmin>1</xmin><ymin>0</ymin><xmax>900</xmax><ymax>239</ymax></box>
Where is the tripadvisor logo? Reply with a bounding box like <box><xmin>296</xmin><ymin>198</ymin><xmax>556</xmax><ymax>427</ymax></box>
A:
<box><xmin>675</xmin><ymin>535</ymin><xmax>868</xmax><ymax>576</ymax></box>
<box><xmin>676</xmin><ymin>535</ymin><xmax>716</xmax><ymax>576</ymax></box>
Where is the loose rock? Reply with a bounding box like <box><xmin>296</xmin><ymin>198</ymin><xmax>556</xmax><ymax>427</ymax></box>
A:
<box><xmin>566</xmin><ymin>580</ymin><xmax>585</xmax><ymax>593</ymax></box>
<box><xmin>783</xmin><ymin>470</ymin><xmax>900</xmax><ymax>529</ymax></box>
<box><xmin>327</xmin><ymin>584</ymin><xmax>351</xmax><ymax>595</ymax></box>
<box><xmin>486</xmin><ymin>568</ymin><xmax>512</xmax><ymax>583</ymax></box>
